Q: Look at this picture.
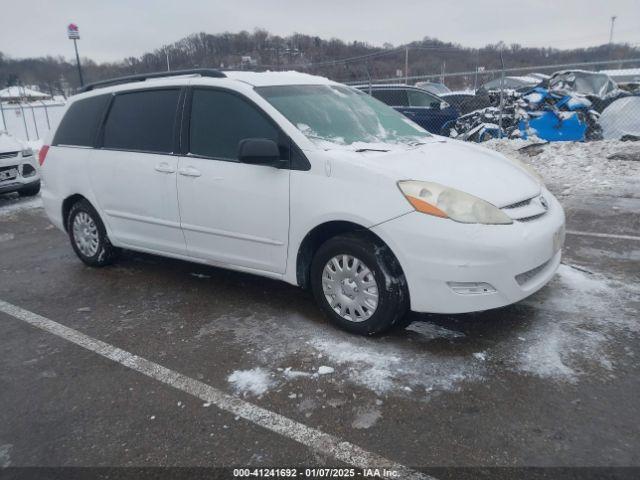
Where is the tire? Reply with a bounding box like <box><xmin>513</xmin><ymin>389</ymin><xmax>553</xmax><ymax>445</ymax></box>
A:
<box><xmin>310</xmin><ymin>232</ymin><xmax>409</xmax><ymax>335</ymax></box>
<box><xmin>18</xmin><ymin>181</ymin><xmax>40</xmax><ymax>197</ymax></box>
<box><xmin>67</xmin><ymin>199</ymin><xmax>119</xmax><ymax>267</ymax></box>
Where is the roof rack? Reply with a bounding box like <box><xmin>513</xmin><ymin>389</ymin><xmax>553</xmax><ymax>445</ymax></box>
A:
<box><xmin>79</xmin><ymin>68</ymin><xmax>226</xmax><ymax>93</ymax></box>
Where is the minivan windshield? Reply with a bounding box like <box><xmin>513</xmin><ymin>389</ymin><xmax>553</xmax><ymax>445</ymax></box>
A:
<box><xmin>256</xmin><ymin>85</ymin><xmax>430</xmax><ymax>148</ymax></box>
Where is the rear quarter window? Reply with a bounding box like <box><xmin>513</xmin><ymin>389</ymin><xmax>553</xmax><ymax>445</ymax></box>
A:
<box><xmin>102</xmin><ymin>89</ymin><xmax>180</xmax><ymax>154</ymax></box>
<box><xmin>52</xmin><ymin>94</ymin><xmax>110</xmax><ymax>147</ymax></box>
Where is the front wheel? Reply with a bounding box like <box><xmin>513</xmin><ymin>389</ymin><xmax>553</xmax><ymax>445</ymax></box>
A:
<box><xmin>310</xmin><ymin>233</ymin><xmax>409</xmax><ymax>335</ymax></box>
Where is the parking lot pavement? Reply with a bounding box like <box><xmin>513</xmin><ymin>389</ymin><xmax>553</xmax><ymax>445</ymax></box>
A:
<box><xmin>0</xmin><ymin>188</ymin><xmax>639</xmax><ymax>474</ymax></box>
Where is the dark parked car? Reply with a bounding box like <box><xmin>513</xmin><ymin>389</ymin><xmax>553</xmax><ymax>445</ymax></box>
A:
<box><xmin>355</xmin><ymin>84</ymin><xmax>459</xmax><ymax>134</ymax></box>
<box><xmin>440</xmin><ymin>92</ymin><xmax>492</xmax><ymax>115</ymax></box>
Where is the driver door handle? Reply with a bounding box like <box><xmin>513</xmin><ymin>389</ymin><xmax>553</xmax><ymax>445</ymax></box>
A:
<box><xmin>179</xmin><ymin>166</ymin><xmax>202</xmax><ymax>177</ymax></box>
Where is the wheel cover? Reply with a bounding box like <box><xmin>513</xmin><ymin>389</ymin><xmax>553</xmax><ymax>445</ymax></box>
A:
<box><xmin>72</xmin><ymin>212</ymin><xmax>99</xmax><ymax>257</ymax></box>
<box><xmin>321</xmin><ymin>254</ymin><xmax>379</xmax><ymax>322</ymax></box>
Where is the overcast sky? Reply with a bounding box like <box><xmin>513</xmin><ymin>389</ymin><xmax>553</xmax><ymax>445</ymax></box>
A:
<box><xmin>1</xmin><ymin>0</ymin><xmax>639</xmax><ymax>62</ymax></box>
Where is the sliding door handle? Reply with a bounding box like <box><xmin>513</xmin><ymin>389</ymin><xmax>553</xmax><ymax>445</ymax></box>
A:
<box><xmin>179</xmin><ymin>166</ymin><xmax>202</xmax><ymax>177</ymax></box>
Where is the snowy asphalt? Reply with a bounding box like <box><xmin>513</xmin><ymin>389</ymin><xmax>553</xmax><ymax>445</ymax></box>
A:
<box><xmin>0</xmin><ymin>163</ymin><xmax>639</xmax><ymax>476</ymax></box>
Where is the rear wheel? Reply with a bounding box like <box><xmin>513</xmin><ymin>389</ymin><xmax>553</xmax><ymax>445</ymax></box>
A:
<box><xmin>67</xmin><ymin>200</ymin><xmax>119</xmax><ymax>267</ymax></box>
<box><xmin>310</xmin><ymin>233</ymin><xmax>409</xmax><ymax>335</ymax></box>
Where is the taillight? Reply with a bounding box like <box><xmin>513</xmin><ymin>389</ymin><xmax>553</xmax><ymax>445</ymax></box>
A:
<box><xmin>38</xmin><ymin>145</ymin><xmax>50</xmax><ymax>166</ymax></box>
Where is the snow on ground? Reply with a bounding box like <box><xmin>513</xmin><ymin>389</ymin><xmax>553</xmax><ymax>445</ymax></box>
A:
<box><xmin>514</xmin><ymin>264</ymin><xmax>639</xmax><ymax>382</ymax></box>
<box><xmin>0</xmin><ymin>444</ymin><xmax>12</xmax><ymax>468</ymax></box>
<box><xmin>483</xmin><ymin>139</ymin><xmax>640</xmax><ymax>198</ymax></box>
<box><xmin>197</xmin><ymin>257</ymin><xmax>637</xmax><ymax>398</ymax></box>
<box><xmin>0</xmin><ymin>195</ymin><xmax>43</xmax><ymax>218</ymax></box>
<box><xmin>197</xmin><ymin>309</ymin><xmax>484</xmax><ymax>398</ymax></box>
<box><xmin>227</xmin><ymin>368</ymin><xmax>274</xmax><ymax>397</ymax></box>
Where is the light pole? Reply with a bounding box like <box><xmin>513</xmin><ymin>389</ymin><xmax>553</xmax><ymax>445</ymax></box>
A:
<box><xmin>609</xmin><ymin>16</ymin><xmax>617</xmax><ymax>45</ymax></box>
<box><xmin>67</xmin><ymin>23</ymin><xmax>84</xmax><ymax>87</ymax></box>
<box><xmin>404</xmin><ymin>46</ymin><xmax>409</xmax><ymax>84</ymax></box>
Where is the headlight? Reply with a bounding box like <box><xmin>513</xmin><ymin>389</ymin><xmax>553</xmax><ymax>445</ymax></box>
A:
<box><xmin>21</xmin><ymin>148</ymin><xmax>34</xmax><ymax>158</ymax></box>
<box><xmin>398</xmin><ymin>180</ymin><xmax>513</xmax><ymax>224</ymax></box>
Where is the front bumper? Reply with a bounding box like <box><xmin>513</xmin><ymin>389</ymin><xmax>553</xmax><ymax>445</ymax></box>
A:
<box><xmin>0</xmin><ymin>153</ymin><xmax>40</xmax><ymax>195</ymax></box>
<box><xmin>371</xmin><ymin>190</ymin><xmax>565</xmax><ymax>314</ymax></box>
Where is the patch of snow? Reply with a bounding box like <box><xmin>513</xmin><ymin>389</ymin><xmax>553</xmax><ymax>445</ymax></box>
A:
<box><xmin>228</xmin><ymin>368</ymin><xmax>273</xmax><ymax>397</ymax></box>
<box><xmin>317</xmin><ymin>366</ymin><xmax>334</xmax><ymax>375</ymax></box>
<box><xmin>309</xmin><ymin>337</ymin><xmax>480</xmax><ymax>395</ymax></box>
<box><xmin>473</xmin><ymin>352</ymin><xmax>487</xmax><ymax>361</ymax></box>
<box><xmin>0</xmin><ymin>196</ymin><xmax>43</xmax><ymax>218</ymax></box>
<box><xmin>282</xmin><ymin>367</ymin><xmax>311</xmax><ymax>379</ymax></box>
<box><xmin>0</xmin><ymin>444</ymin><xmax>12</xmax><ymax>468</ymax></box>
<box><xmin>224</xmin><ymin>70</ymin><xmax>335</xmax><ymax>87</ymax></box>
<box><xmin>406</xmin><ymin>321</ymin><xmax>465</xmax><ymax>339</ymax></box>
<box><xmin>351</xmin><ymin>407</ymin><xmax>382</xmax><ymax>429</ymax></box>
<box><xmin>0</xmin><ymin>233</ymin><xmax>14</xmax><ymax>242</ymax></box>
<box><xmin>514</xmin><ymin>264</ymin><xmax>639</xmax><ymax>381</ymax></box>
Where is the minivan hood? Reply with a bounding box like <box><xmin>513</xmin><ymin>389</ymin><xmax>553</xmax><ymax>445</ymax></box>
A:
<box><xmin>324</xmin><ymin>139</ymin><xmax>541</xmax><ymax>207</ymax></box>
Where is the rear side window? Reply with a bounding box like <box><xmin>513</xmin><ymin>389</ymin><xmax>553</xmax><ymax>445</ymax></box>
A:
<box><xmin>102</xmin><ymin>89</ymin><xmax>180</xmax><ymax>153</ymax></box>
<box><xmin>189</xmin><ymin>89</ymin><xmax>279</xmax><ymax>160</ymax></box>
<box><xmin>371</xmin><ymin>89</ymin><xmax>409</xmax><ymax>106</ymax></box>
<box><xmin>52</xmin><ymin>94</ymin><xmax>110</xmax><ymax>147</ymax></box>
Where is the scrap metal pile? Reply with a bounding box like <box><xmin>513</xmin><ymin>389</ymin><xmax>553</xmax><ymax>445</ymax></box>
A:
<box><xmin>444</xmin><ymin>70</ymin><xmax>635</xmax><ymax>143</ymax></box>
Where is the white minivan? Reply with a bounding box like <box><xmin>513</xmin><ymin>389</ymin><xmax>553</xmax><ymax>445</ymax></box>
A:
<box><xmin>40</xmin><ymin>69</ymin><xmax>565</xmax><ymax>335</ymax></box>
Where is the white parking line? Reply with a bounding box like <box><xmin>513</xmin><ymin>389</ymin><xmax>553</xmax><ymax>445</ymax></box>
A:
<box><xmin>0</xmin><ymin>299</ymin><xmax>433</xmax><ymax>480</ymax></box>
<box><xmin>566</xmin><ymin>230</ymin><xmax>640</xmax><ymax>242</ymax></box>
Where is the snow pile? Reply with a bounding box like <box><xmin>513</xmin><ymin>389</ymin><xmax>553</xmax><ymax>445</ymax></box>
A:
<box><xmin>227</xmin><ymin>368</ymin><xmax>273</xmax><ymax>397</ymax></box>
<box><xmin>483</xmin><ymin>139</ymin><xmax>640</xmax><ymax>197</ymax></box>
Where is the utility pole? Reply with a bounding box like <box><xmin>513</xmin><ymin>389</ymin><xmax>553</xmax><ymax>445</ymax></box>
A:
<box><xmin>404</xmin><ymin>46</ymin><xmax>409</xmax><ymax>84</ymax></box>
<box><xmin>165</xmin><ymin>49</ymin><xmax>171</xmax><ymax>71</ymax></box>
<box><xmin>67</xmin><ymin>23</ymin><xmax>84</xmax><ymax>87</ymax></box>
<box><xmin>609</xmin><ymin>15</ymin><xmax>617</xmax><ymax>45</ymax></box>
<box><xmin>498</xmin><ymin>46</ymin><xmax>505</xmax><ymax>139</ymax></box>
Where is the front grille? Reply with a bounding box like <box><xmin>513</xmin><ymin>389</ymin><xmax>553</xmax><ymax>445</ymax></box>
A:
<box><xmin>501</xmin><ymin>194</ymin><xmax>549</xmax><ymax>222</ymax></box>
<box><xmin>0</xmin><ymin>151</ymin><xmax>19</xmax><ymax>160</ymax></box>
<box><xmin>516</xmin><ymin>212</ymin><xmax>546</xmax><ymax>222</ymax></box>
<box><xmin>515</xmin><ymin>258</ymin><xmax>551</xmax><ymax>286</ymax></box>
<box><xmin>503</xmin><ymin>197</ymin><xmax>533</xmax><ymax>209</ymax></box>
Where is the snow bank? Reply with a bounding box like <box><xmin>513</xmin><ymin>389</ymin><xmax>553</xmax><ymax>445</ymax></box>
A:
<box><xmin>483</xmin><ymin>139</ymin><xmax>640</xmax><ymax>197</ymax></box>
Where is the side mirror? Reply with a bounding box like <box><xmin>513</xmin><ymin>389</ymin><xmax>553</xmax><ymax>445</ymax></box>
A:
<box><xmin>238</xmin><ymin>138</ymin><xmax>281</xmax><ymax>166</ymax></box>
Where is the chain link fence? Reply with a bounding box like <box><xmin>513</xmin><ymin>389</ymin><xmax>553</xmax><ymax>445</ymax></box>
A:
<box><xmin>0</xmin><ymin>100</ymin><xmax>66</xmax><ymax>143</ymax></box>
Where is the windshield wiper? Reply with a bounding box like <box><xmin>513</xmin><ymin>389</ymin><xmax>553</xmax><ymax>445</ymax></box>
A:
<box><xmin>354</xmin><ymin>148</ymin><xmax>390</xmax><ymax>152</ymax></box>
